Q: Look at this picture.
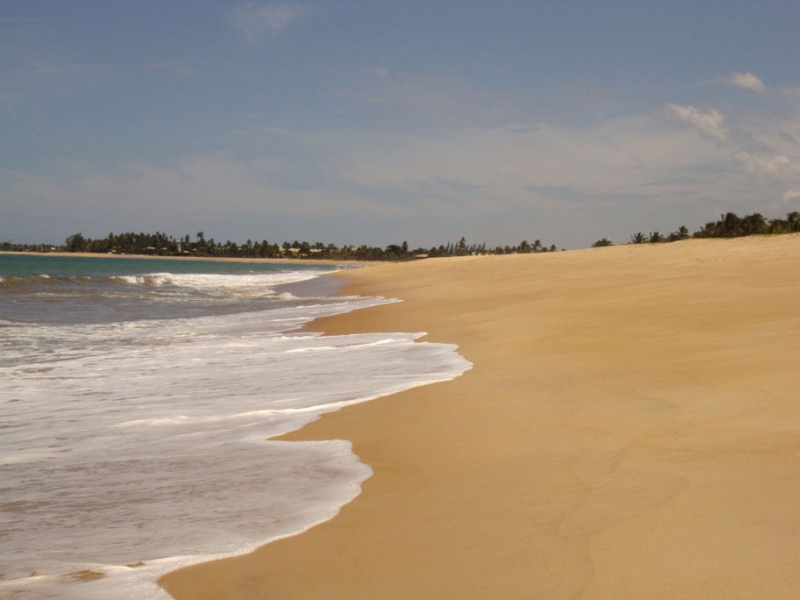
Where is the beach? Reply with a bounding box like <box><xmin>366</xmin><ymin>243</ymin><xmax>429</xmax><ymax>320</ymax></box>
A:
<box><xmin>160</xmin><ymin>235</ymin><xmax>800</xmax><ymax>599</ymax></box>
<box><xmin>1</xmin><ymin>254</ymin><xmax>472</xmax><ymax>599</ymax></box>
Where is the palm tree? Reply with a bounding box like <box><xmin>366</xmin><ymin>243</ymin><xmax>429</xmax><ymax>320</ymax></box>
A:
<box><xmin>65</xmin><ymin>233</ymin><xmax>88</xmax><ymax>252</ymax></box>
<box><xmin>630</xmin><ymin>232</ymin><xmax>647</xmax><ymax>244</ymax></box>
<box><xmin>741</xmin><ymin>213</ymin><xmax>767</xmax><ymax>235</ymax></box>
<box><xmin>721</xmin><ymin>212</ymin><xmax>742</xmax><ymax>236</ymax></box>
<box><xmin>786</xmin><ymin>211</ymin><xmax>800</xmax><ymax>232</ymax></box>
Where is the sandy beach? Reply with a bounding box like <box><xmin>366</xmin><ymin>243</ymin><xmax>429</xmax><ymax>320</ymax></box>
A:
<box><xmin>160</xmin><ymin>235</ymin><xmax>800</xmax><ymax>599</ymax></box>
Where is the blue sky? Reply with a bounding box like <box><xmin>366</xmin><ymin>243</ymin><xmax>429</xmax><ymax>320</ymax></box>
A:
<box><xmin>2</xmin><ymin>0</ymin><xmax>799</xmax><ymax>248</ymax></box>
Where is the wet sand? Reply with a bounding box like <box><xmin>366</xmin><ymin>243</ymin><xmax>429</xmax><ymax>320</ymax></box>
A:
<box><xmin>160</xmin><ymin>235</ymin><xmax>800</xmax><ymax>599</ymax></box>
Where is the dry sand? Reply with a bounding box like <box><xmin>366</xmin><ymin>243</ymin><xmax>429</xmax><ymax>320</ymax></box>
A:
<box><xmin>160</xmin><ymin>235</ymin><xmax>800</xmax><ymax>599</ymax></box>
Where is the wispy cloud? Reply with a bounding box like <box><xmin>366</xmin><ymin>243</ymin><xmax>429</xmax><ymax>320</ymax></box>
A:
<box><xmin>781</xmin><ymin>190</ymin><xmax>800</xmax><ymax>201</ymax></box>
<box><xmin>733</xmin><ymin>152</ymin><xmax>799</xmax><ymax>177</ymax></box>
<box><xmin>727</xmin><ymin>72</ymin><xmax>768</xmax><ymax>94</ymax></box>
<box><xmin>9</xmin><ymin>101</ymin><xmax>797</xmax><ymax>248</ymax></box>
<box><xmin>2</xmin><ymin>116</ymin><xmax>736</xmax><ymax>248</ymax></box>
<box><xmin>663</xmin><ymin>104</ymin><xmax>729</xmax><ymax>145</ymax></box>
<box><xmin>778</xmin><ymin>87</ymin><xmax>800</xmax><ymax>100</ymax></box>
<box><xmin>32</xmin><ymin>59</ymin><xmax>95</xmax><ymax>75</ymax></box>
<box><xmin>768</xmin><ymin>188</ymin><xmax>800</xmax><ymax>214</ymax></box>
<box><xmin>232</xmin><ymin>3</ymin><xmax>310</xmax><ymax>42</ymax></box>
<box><xmin>662</xmin><ymin>101</ymin><xmax>800</xmax><ymax>192</ymax></box>
<box><xmin>331</xmin><ymin>72</ymin><xmax>553</xmax><ymax>129</ymax></box>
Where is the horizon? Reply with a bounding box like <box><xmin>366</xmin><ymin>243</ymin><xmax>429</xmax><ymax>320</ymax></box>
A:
<box><xmin>4</xmin><ymin>206</ymin><xmax>800</xmax><ymax>254</ymax></box>
<box><xmin>2</xmin><ymin>1</ymin><xmax>799</xmax><ymax>249</ymax></box>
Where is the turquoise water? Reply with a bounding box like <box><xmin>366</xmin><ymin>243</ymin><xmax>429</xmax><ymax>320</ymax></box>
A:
<box><xmin>0</xmin><ymin>253</ymin><xmax>339</xmax><ymax>324</ymax></box>
<box><xmin>0</xmin><ymin>253</ymin><xmax>316</xmax><ymax>279</ymax></box>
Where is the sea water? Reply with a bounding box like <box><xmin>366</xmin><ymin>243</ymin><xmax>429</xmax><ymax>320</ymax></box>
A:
<box><xmin>0</xmin><ymin>254</ymin><xmax>471</xmax><ymax>599</ymax></box>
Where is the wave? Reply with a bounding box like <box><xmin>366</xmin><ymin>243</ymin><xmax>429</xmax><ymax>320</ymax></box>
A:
<box><xmin>0</xmin><ymin>271</ymin><xmax>329</xmax><ymax>324</ymax></box>
<box><xmin>106</xmin><ymin>270</ymin><xmax>332</xmax><ymax>298</ymax></box>
<box><xmin>0</xmin><ymin>274</ymin><xmax>62</xmax><ymax>291</ymax></box>
<box><xmin>111</xmin><ymin>274</ymin><xmax>172</xmax><ymax>286</ymax></box>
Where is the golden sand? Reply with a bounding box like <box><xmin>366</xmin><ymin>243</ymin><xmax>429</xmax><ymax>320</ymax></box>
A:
<box><xmin>160</xmin><ymin>235</ymin><xmax>800</xmax><ymax>599</ymax></box>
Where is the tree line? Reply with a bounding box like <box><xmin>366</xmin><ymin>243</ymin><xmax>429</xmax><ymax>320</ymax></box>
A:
<box><xmin>592</xmin><ymin>211</ymin><xmax>800</xmax><ymax>247</ymax></box>
<box><xmin>1</xmin><ymin>231</ymin><xmax>560</xmax><ymax>261</ymax></box>
<box><xmin>4</xmin><ymin>211</ymin><xmax>798</xmax><ymax>258</ymax></box>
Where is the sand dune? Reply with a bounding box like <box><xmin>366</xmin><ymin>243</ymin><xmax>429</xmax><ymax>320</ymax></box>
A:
<box><xmin>161</xmin><ymin>235</ymin><xmax>800</xmax><ymax>599</ymax></box>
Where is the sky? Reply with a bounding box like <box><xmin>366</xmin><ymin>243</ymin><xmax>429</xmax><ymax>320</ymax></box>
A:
<box><xmin>2</xmin><ymin>0</ymin><xmax>799</xmax><ymax>249</ymax></box>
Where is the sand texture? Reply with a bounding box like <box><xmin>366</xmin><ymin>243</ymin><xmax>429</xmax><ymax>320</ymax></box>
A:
<box><xmin>160</xmin><ymin>236</ymin><xmax>800</xmax><ymax>599</ymax></box>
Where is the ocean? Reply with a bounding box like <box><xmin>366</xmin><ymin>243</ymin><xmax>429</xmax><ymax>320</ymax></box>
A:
<box><xmin>0</xmin><ymin>254</ymin><xmax>471</xmax><ymax>600</ymax></box>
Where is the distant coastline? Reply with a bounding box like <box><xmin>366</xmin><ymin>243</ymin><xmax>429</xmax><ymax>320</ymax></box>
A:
<box><xmin>0</xmin><ymin>250</ymin><xmax>371</xmax><ymax>266</ymax></box>
<box><xmin>4</xmin><ymin>210</ymin><xmax>799</xmax><ymax>260</ymax></box>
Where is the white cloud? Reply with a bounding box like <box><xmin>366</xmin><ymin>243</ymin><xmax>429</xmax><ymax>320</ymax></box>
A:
<box><xmin>781</xmin><ymin>190</ymin><xmax>800</xmax><ymax>201</ymax></box>
<box><xmin>768</xmin><ymin>189</ymin><xmax>800</xmax><ymax>214</ymax></box>
<box><xmin>232</xmin><ymin>3</ymin><xmax>309</xmax><ymax>41</ymax></box>
<box><xmin>728</xmin><ymin>72</ymin><xmax>768</xmax><ymax>94</ymax></box>
<box><xmin>734</xmin><ymin>152</ymin><xmax>800</xmax><ymax>177</ymax></box>
<box><xmin>663</xmin><ymin>104</ymin><xmax>729</xmax><ymax>145</ymax></box>
<box><xmin>661</xmin><ymin>104</ymin><xmax>800</xmax><ymax>186</ymax></box>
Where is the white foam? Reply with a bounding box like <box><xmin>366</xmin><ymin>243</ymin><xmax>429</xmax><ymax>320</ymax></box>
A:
<box><xmin>0</xmin><ymin>294</ymin><xmax>471</xmax><ymax>600</ymax></box>
<box><xmin>113</xmin><ymin>274</ymin><xmax>171</xmax><ymax>286</ymax></box>
<box><xmin>111</xmin><ymin>270</ymin><xmax>332</xmax><ymax>299</ymax></box>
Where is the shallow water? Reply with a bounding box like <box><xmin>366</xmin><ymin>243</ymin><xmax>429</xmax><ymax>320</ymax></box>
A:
<box><xmin>0</xmin><ymin>254</ymin><xmax>471</xmax><ymax>599</ymax></box>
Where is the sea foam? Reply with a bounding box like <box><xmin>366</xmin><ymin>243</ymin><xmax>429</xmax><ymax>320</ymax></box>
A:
<box><xmin>0</xmin><ymin>271</ymin><xmax>471</xmax><ymax>600</ymax></box>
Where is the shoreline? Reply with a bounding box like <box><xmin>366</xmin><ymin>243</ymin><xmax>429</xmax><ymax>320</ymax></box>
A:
<box><xmin>160</xmin><ymin>235</ymin><xmax>800</xmax><ymax>599</ymax></box>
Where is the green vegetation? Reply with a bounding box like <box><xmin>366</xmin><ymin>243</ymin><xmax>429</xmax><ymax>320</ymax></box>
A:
<box><xmin>4</xmin><ymin>211</ymin><xmax>799</xmax><ymax>259</ymax></box>
<box><xmin>2</xmin><ymin>232</ymin><xmax>560</xmax><ymax>261</ymax></box>
<box><xmin>591</xmin><ymin>212</ymin><xmax>800</xmax><ymax>248</ymax></box>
